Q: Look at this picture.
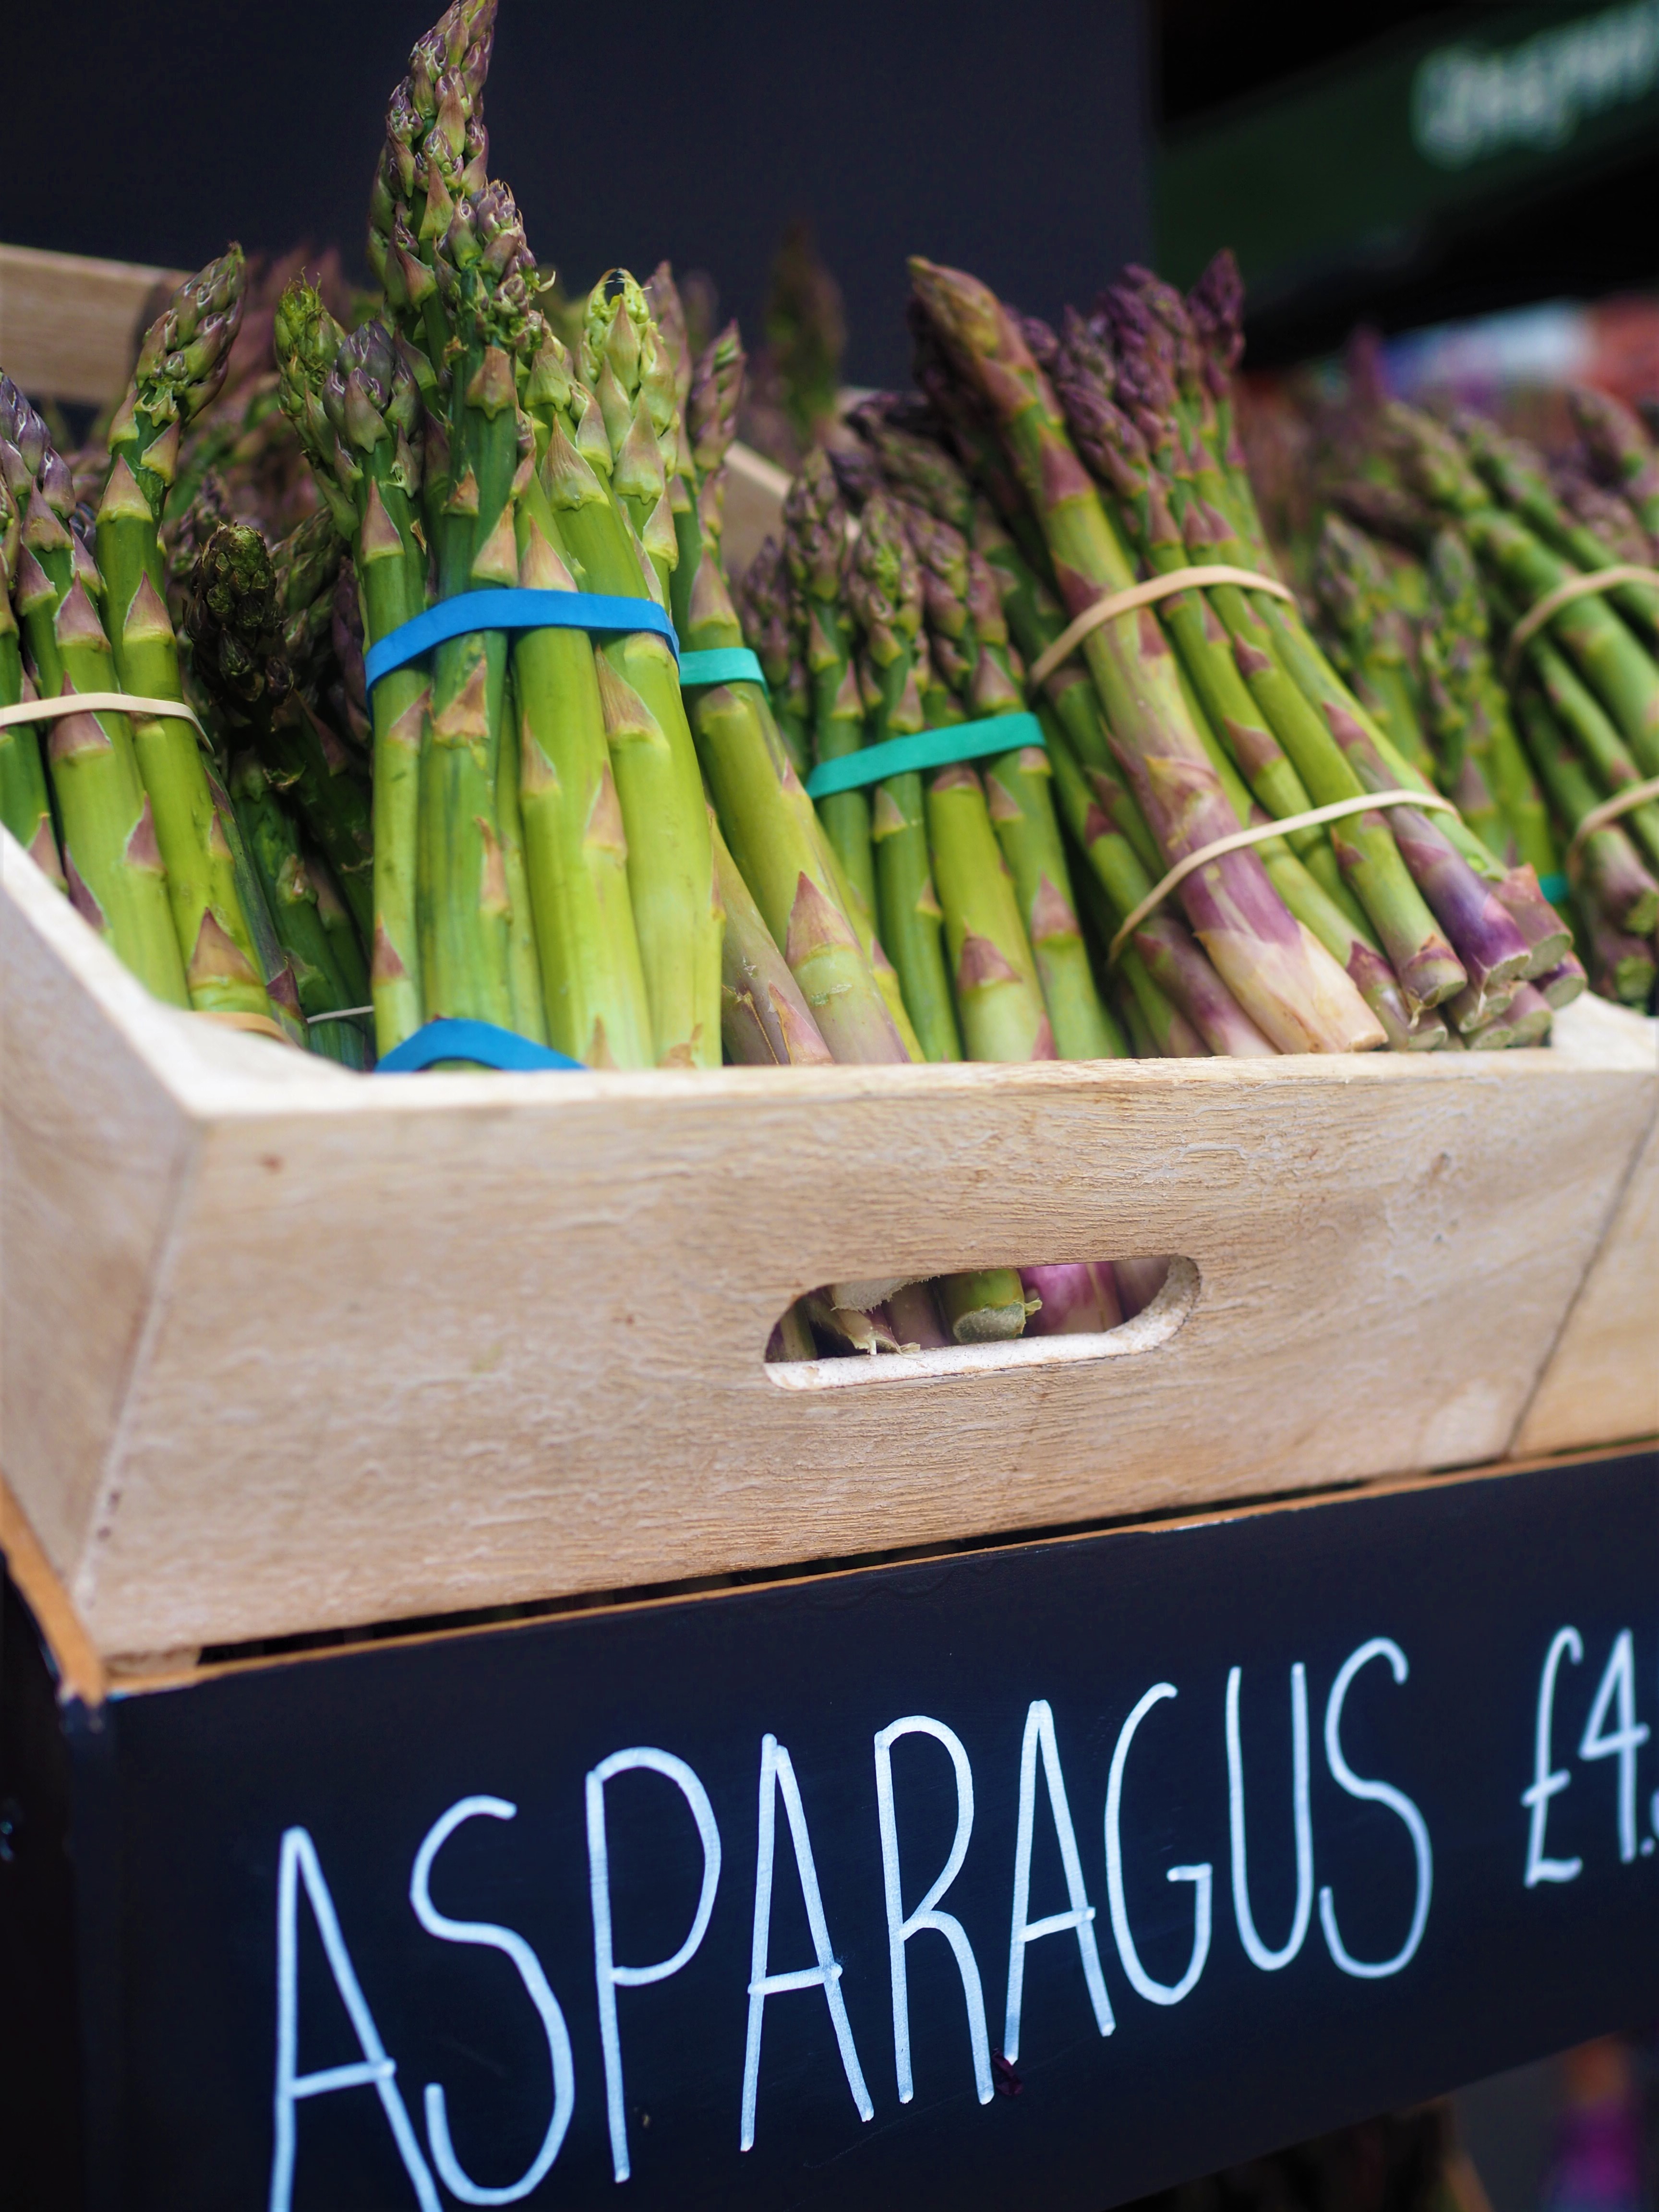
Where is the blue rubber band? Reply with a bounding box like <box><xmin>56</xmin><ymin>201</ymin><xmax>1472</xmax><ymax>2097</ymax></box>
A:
<box><xmin>1539</xmin><ymin>872</ymin><xmax>1569</xmax><ymax>904</ymax></box>
<box><xmin>364</xmin><ymin>590</ymin><xmax>679</xmax><ymax>690</ymax></box>
<box><xmin>679</xmin><ymin>646</ymin><xmax>769</xmax><ymax>693</ymax></box>
<box><xmin>374</xmin><ymin>1019</ymin><xmax>586</xmax><ymax>1075</ymax></box>
<box><xmin>805</xmin><ymin>711</ymin><xmax>1046</xmax><ymax>800</ymax></box>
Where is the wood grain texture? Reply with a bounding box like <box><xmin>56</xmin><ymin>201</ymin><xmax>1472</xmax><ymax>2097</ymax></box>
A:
<box><xmin>0</xmin><ymin>241</ymin><xmax>183</xmax><ymax>406</ymax></box>
<box><xmin>1515</xmin><ymin>1011</ymin><xmax>1659</xmax><ymax>1455</ymax></box>
<box><xmin>2</xmin><ymin>836</ymin><xmax>1653</xmax><ymax>1659</ymax></box>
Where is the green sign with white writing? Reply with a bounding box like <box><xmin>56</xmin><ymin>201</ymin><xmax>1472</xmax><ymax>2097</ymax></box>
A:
<box><xmin>1156</xmin><ymin>0</ymin><xmax>1659</xmax><ymax>303</ymax></box>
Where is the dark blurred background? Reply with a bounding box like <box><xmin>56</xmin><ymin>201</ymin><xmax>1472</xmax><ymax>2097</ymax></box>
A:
<box><xmin>6</xmin><ymin>0</ymin><xmax>1654</xmax><ymax>389</ymax></box>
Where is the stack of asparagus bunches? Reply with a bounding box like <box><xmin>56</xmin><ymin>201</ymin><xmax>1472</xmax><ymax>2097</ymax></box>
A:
<box><xmin>1311</xmin><ymin>390</ymin><xmax>1659</xmax><ymax>1011</ymax></box>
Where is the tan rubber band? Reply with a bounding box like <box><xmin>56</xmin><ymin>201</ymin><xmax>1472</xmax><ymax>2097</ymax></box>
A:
<box><xmin>1504</xmin><ymin>565</ymin><xmax>1659</xmax><ymax>676</ymax></box>
<box><xmin>0</xmin><ymin>690</ymin><xmax>209</xmax><ymax>740</ymax></box>
<box><xmin>1027</xmin><ymin>565</ymin><xmax>1298</xmax><ymax>692</ymax></box>
<box><xmin>195</xmin><ymin>1010</ymin><xmax>295</xmax><ymax>1045</ymax></box>
<box><xmin>1106</xmin><ymin>788</ymin><xmax>1459</xmax><ymax>968</ymax></box>
<box><xmin>1564</xmin><ymin>772</ymin><xmax>1659</xmax><ymax>875</ymax></box>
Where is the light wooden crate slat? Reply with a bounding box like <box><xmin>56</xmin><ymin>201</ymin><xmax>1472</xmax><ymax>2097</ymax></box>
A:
<box><xmin>3</xmin><ymin>832</ymin><xmax>1653</xmax><ymax>1663</ymax></box>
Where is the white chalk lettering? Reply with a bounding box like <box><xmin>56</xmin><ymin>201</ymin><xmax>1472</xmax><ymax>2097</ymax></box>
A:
<box><xmin>740</xmin><ymin>1734</ymin><xmax>874</xmax><ymax>2153</ymax></box>
<box><xmin>270</xmin><ymin>1826</ymin><xmax>439</xmax><ymax>2212</ymax></box>
<box><xmin>1105</xmin><ymin>1684</ymin><xmax>1213</xmax><ymax>2006</ymax></box>
<box><xmin>873</xmin><ymin>1716</ymin><xmax>992</xmax><ymax>2107</ymax></box>
<box><xmin>1523</xmin><ymin>1628</ymin><xmax>1585</xmax><ymax>1887</ymax></box>
<box><xmin>1226</xmin><ymin>1663</ymin><xmax>1314</xmax><ymax>1972</ymax></box>
<box><xmin>1003</xmin><ymin>1700</ymin><xmax>1113</xmax><ymax>2064</ymax></box>
<box><xmin>586</xmin><ymin>1749</ymin><xmax>722</xmax><ymax>2184</ymax></box>
<box><xmin>1318</xmin><ymin>1640</ymin><xmax>1433</xmax><ymax>1979</ymax></box>
<box><xmin>408</xmin><ymin>1797</ymin><xmax>575</xmax><ymax>2206</ymax></box>
<box><xmin>1578</xmin><ymin>1630</ymin><xmax>1650</xmax><ymax>1864</ymax></box>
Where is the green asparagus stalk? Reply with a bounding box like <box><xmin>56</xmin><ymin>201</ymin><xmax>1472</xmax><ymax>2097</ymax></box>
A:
<box><xmin>0</xmin><ymin>417</ymin><xmax>62</xmax><ymax>881</ymax></box>
<box><xmin>938</xmin><ymin>1268</ymin><xmax>1040</xmax><ymax>1345</ymax></box>
<box><xmin>276</xmin><ymin>288</ymin><xmax>427</xmax><ymax>1050</ymax></box>
<box><xmin>1492</xmin><ymin>584</ymin><xmax>1659</xmax><ymax>876</ymax></box>
<box><xmin>920</xmin><ymin>511</ymin><xmax>1121</xmax><ymax>1058</ymax></box>
<box><xmin>784</xmin><ymin>450</ymin><xmax>876</xmax><ymax>921</ymax></box>
<box><xmin>183</xmin><ymin>518</ymin><xmax>356</xmax><ymax>1051</ymax></box>
<box><xmin>711</xmin><ymin>812</ymin><xmax>834</xmax><ymax>1066</ymax></box>
<box><xmin>1310</xmin><ymin>515</ymin><xmax>1434</xmax><ymax>777</ymax></box>
<box><xmin>12</xmin><ymin>461</ymin><xmax>190</xmax><ymax>1002</ymax></box>
<box><xmin>414</xmin><ymin>181</ymin><xmax>538</xmax><ymax>1032</ymax></box>
<box><xmin>1515</xmin><ymin>690</ymin><xmax>1659</xmax><ymax>937</ymax></box>
<box><xmin>1423</xmin><ymin>529</ymin><xmax>1558</xmax><ymax>878</ymax></box>
<box><xmin>98</xmin><ymin>247</ymin><xmax>275</xmax><ymax>1024</ymax></box>
<box><xmin>733</xmin><ymin>536</ymin><xmax>810</xmax><ymax>777</ymax></box>
<box><xmin>1457</xmin><ymin>411</ymin><xmax>1659</xmax><ymax>646</ymax></box>
<box><xmin>1579</xmin><ymin>896</ymin><xmax>1656</xmax><ymax>1005</ymax></box>
<box><xmin>229</xmin><ymin>752</ymin><xmax>365</xmax><ymax>1065</ymax></box>
<box><xmin>1569</xmin><ymin>386</ymin><xmax>1659</xmax><ymax>539</ymax></box>
<box><xmin>845</xmin><ymin>494</ymin><xmax>962</xmax><ymax>1061</ymax></box>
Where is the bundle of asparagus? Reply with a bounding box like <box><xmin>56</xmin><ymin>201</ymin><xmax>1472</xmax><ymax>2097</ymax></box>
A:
<box><xmin>1314</xmin><ymin>386</ymin><xmax>1659</xmax><ymax>1011</ymax></box>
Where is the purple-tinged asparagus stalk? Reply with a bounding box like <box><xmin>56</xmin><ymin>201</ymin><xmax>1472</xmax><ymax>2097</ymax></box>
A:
<box><xmin>1569</xmin><ymin>385</ymin><xmax>1659</xmax><ymax>539</ymax></box>
<box><xmin>1020</xmin><ymin>1262</ymin><xmax>1123</xmax><ymax>1335</ymax></box>
<box><xmin>1461</xmin><ymin>981</ymin><xmax>1553</xmax><ymax>1050</ymax></box>
<box><xmin>1535</xmin><ymin>951</ymin><xmax>1588</xmax><ymax>1009</ymax></box>
<box><xmin>908</xmin><ymin>258</ymin><xmax>1382</xmax><ymax>1055</ymax></box>
<box><xmin>1115</xmin><ymin>1257</ymin><xmax>1172</xmax><ymax>1318</ymax></box>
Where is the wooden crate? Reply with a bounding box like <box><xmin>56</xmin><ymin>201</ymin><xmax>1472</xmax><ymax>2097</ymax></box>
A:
<box><xmin>4</xmin><ymin>832</ymin><xmax>1654</xmax><ymax>1666</ymax></box>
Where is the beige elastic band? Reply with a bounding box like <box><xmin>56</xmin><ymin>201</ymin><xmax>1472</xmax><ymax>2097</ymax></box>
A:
<box><xmin>1564</xmin><ymin>772</ymin><xmax>1659</xmax><ymax>875</ymax></box>
<box><xmin>1505</xmin><ymin>565</ymin><xmax>1659</xmax><ymax>677</ymax></box>
<box><xmin>196</xmin><ymin>1009</ymin><xmax>295</xmax><ymax>1045</ymax></box>
<box><xmin>0</xmin><ymin>690</ymin><xmax>209</xmax><ymax>740</ymax></box>
<box><xmin>1028</xmin><ymin>565</ymin><xmax>1297</xmax><ymax>692</ymax></box>
<box><xmin>1106</xmin><ymin>788</ymin><xmax>1459</xmax><ymax>968</ymax></box>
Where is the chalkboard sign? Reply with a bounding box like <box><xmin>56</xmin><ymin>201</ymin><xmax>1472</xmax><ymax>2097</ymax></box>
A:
<box><xmin>9</xmin><ymin>1452</ymin><xmax>1658</xmax><ymax>2211</ymax></box>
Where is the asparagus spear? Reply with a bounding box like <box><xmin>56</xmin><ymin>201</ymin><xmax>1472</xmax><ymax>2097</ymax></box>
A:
<box><xmin>1515</xmin><ymin>690</ymin><xmax>1659</xmax><ymax>937</ymax></box>
<box><xmin>1424</xmin><ymin>529</ymin><xmax>1558</xmax><ymax>878</ymax></box>
<box><xmin>1579</xmin><ymin>899</ymin><xmax>1656</xmax><ymax>1005</ymax></box>
<box><xmin>11</xmin><ymin>450</ymin><xmax>190</xmax><ymax>1002</ymax></box>
<box><xmin>784</xmin><ymin>450</ymin><xmax>876</xmax><ymax>920</ymax></box>
<box><xmin>1046</xmin><ymin>720</ymin><xmax>1273</xmax><ymax>1053</ymax></box>
<box><xmin>276</xmin><ymin>287</ymin><xmax>428</xmax><ymax>1050</ymax></box>
<box><xmin>845</xmin><ymin>494</ymin><xmax>962</xmax><ymax>1060</ymax></box>
<box><xmin>1569</xmin><ymin>386</ymin><xmax>1659</xmax><ymax>539</ymax></box>
<box><xmin>183</xmin><ymin>518</ymin><xmax>357</xmax><ymax>1053</ymax></box>
<box><xmin>908</xmin><ymin>260</ymin><xmax>1382</xmax><ymax>1054</ymax></box>
<box><xmin>97</xmin><ymin>247</ymin><xmax>275</xmax><ymax>1024</ymax></box>
<box><xmin>712</xmin><ymin>813</ymin><xmax>834</xmax><ymax>1066</ymax></box>
<box><xmin>229</xmin><ymin>751</ymin><xmax>365</xmax><ymax>1065</ymax></box>
<box><xmin>0</xmin><ymin>409</ymin><xmax>62</xmax><ymax>880</ymax></box>
<box><xmin>1310</xmin><ymin>515</ymin><xmax>1434</xmax><ymax>777</ymax></box>
<box><xmin>733</xmin><ymin>535</ymin><xmax>810</xmax><ymax>777</ymax></box>
<box><xmin>938</xmin><ymin>1269</ymin><xmax>1040</xmax><ymax>1344</ymax></box>
<box><xmin>1457</xmin><ymin>411</ymin><xmax>1659</xmax><ymax>646</ymax></box>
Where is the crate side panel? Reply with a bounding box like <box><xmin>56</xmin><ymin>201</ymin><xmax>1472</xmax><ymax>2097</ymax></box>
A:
<box><xmin>0</xmin><ymin>846</ymin><xmax>192</xmax><ymax>1575</ymax></box>
<box><xmin>72</xmin><ymin>1049</ymin><xmax>1651</xmax><ymax>1655</ymax></box>
<box><xmin>1515</xmin><ymin>1088</ymin><xmax>1659</xmax><ymax>1455</ymax></box>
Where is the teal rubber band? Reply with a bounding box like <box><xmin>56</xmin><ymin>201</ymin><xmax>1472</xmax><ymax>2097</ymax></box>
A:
<box><xmin>805</xmin><ymin>711</ymin><xmax>1046</xmax><ymax>800</ymax></box>
<box><xmin>374</xmin><ymin>1018</ymin><xmax>585</xmax><ymax>1075</ymax></box>
<box><xmin>1539</xmin><ymin>872</ymin><xmax>1569</xmax><ymax>904</ymax></box>
<box><xmin>679</xmin><ymin>646</ymin><xmax>769</xmax><ymax>694</ymax></box>
<box><xmin>363</xmin><ymin>589</ymin><xmax>678</xmax><ymax>690</ymax></box>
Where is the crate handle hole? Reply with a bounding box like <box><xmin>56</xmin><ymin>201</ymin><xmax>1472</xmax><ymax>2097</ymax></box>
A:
<box><xmin>765</xmin><ymin>1257</ymin><xmax>1198</xmax><ymax>1386</ymax></box>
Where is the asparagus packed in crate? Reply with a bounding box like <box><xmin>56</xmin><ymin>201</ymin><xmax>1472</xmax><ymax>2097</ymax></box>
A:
<box><xmin>2</xmin><ymin>0</ymin><xmax>1629</xmax><ymax>1376</ymax></box>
